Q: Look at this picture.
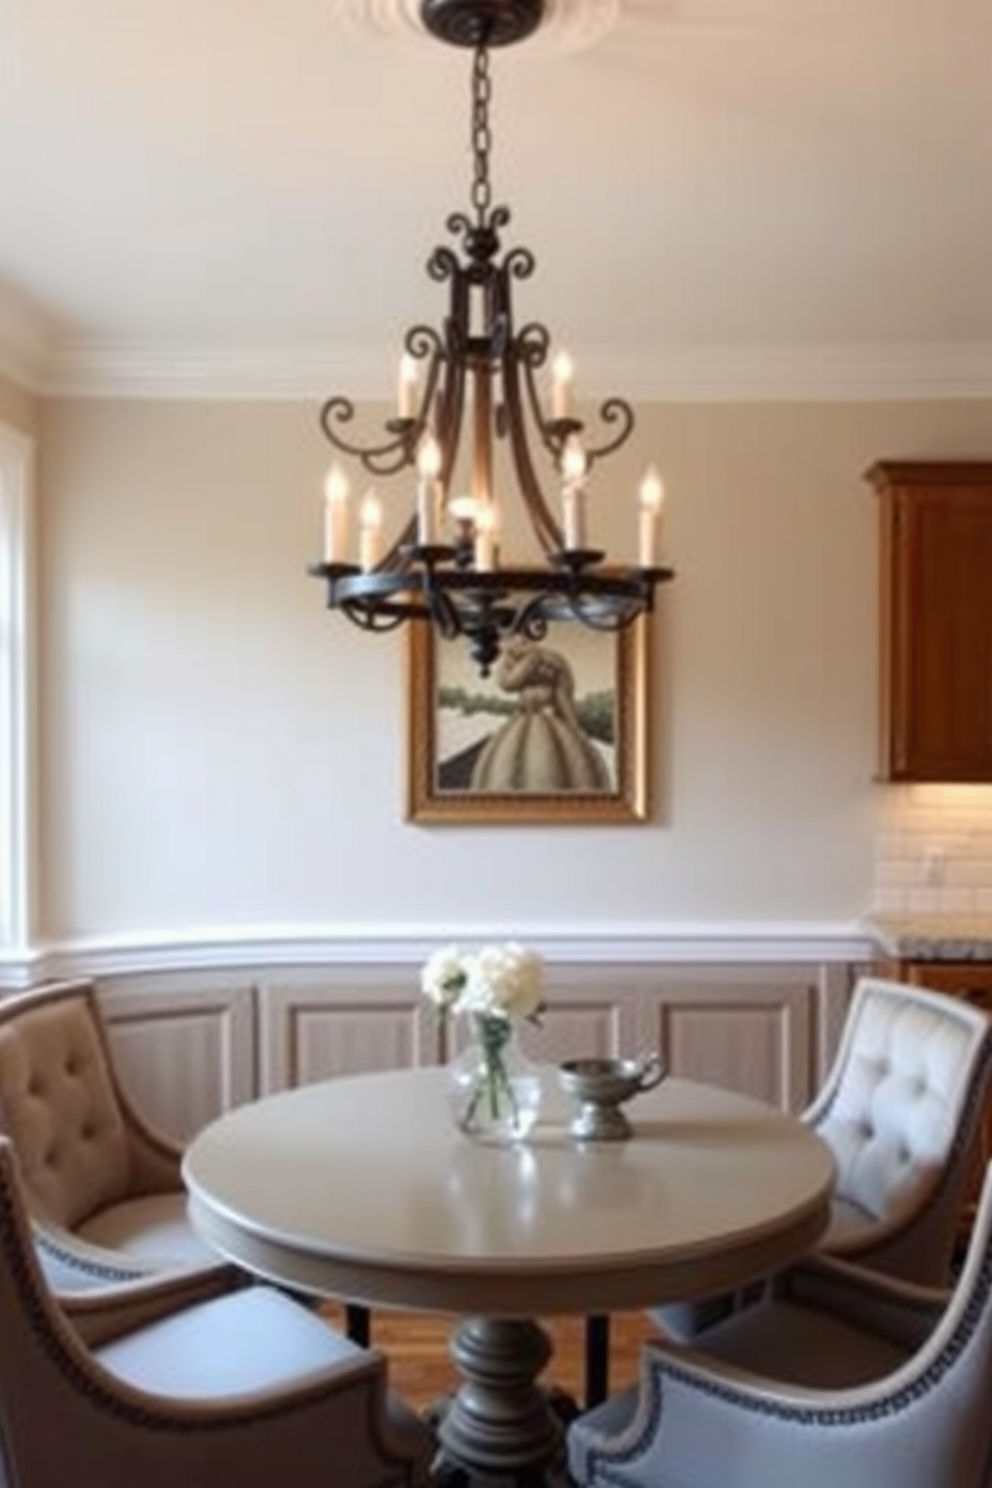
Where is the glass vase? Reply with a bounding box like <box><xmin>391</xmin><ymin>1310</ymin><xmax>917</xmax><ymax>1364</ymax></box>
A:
<box><xmin>447</xmin><ymin>1012</ymin><xmax>542</xmax><ymax>1144</ymax></box>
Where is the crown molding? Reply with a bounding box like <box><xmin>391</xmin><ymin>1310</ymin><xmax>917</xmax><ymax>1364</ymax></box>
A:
<box><xmin>37</xmin><ymin>338</ymin><xmax>992</xmax><ymax>404</ymax></box>
<box><xmin>0</xmin><ymin>920</ymin><xmax>874</xmax><ymax>990</ymax></box>
<box><xmin>589</xmin><ymin>343</ymin><xmax>992</xmax><ymax>403</ymax></box>
<box><xmin>43</xmin><ymin>343</ymin><xmax>400</xmax><ymax>402</ymax></box>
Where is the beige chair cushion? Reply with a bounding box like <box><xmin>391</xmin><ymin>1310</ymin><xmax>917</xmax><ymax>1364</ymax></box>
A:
<box><xmin>820</xmin><ymin>1192</ymin><xmax>880</xmax><ymax>1246</ymax></box>
<box><xmin>77</xmin><ymin>1192</ymin><xmax>218</xmax><ymax>1266</ymax></box>
<box><xmin>95</xmin><ymin>1286</ymin><xmax>365</xmax><ymax>1399</ymax></box>
<box><xmin>94</xmin><ymin>1286</ymin><xmax>430</xmax><ymax>1463</ymax></box>
<box><xmin>0</xmin><ymin>997</ymin><xmax>131</xmax><ymax>1227</ymax></box>
<box><xmin>682</xmin><ymin>1292</ymin><xmax>912</xmax><ymax>1388</ymax></box>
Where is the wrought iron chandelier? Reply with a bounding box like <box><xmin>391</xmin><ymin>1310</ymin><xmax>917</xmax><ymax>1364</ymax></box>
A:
<box><xmin>309</xmin><ymin>0</ymin><xmax>674</xmax><ymax>675</ymax></box>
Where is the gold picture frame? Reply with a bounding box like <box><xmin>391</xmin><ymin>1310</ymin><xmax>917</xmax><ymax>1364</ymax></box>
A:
<box><xmin>406</xmin><ymin>615</ymin><xmax>652</xmax><ymax>824</ymax></box>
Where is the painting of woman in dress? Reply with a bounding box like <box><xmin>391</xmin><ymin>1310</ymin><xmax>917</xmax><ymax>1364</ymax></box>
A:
<box><xmin>406</xmin><ymin>614</ymin><xmax>650</xmax><ymax>823</ymax></box>
<box><xmin>468</xmin><ymin>637</ymin><xmax>611</xmax><ymax>793</ymax></box>
<box><xmin>433</xmin><ymin>627</ymin><xmax>618</xmax><ymax>796</ymax></box>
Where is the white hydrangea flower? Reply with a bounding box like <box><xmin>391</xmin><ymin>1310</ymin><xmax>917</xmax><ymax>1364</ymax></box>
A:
<box><xmin>421</xmin><ymin>940</ymin><xmax>544</xmax><ymax>1025</ymax></box>
<box><xmin>461</xmin><ymin>942</ymin><xmax>544</xmax><ymax>1021</ymax></box>
<box><xmin>420</xmin><ymin>944</ymin><xmax>467</xmax><ymax>1011</ymax></box>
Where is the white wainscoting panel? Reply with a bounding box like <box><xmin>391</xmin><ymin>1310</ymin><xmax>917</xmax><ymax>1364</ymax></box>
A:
<box><xmin>257</xmin><ymin>968</ymin><xmax>436</xmax><ymax>1093</ymax></box>
<box><xmin>518</xmin><ymin>966</ymin><xmax>653</xmax><ymax>1066</ymax></box>
<box><xmin>97</xmin><ymin>974</ymin><xmax>256</xmax><ymax>1144</ymax></box>
<box><xmin>73</xmin><ymin>954</ymin><xmax>863</xmax><ymax>1140</ymax></box>
<box><xmin>635</xmin><ymin>963</ymin><xmax>856</xmax><ymax>1114</ymax></box>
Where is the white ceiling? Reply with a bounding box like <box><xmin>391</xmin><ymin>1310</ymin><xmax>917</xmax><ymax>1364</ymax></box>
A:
<box><xmin>2</xmin><ymin>0</ymin><xmax>991</xmax><ymax>398</ymax></box>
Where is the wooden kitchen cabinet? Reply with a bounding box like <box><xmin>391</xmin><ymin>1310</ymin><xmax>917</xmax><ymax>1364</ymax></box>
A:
<box><xmin>890</xmin><ymin>959</ymin><xmax>992</xmax><ymax>1014</ymax></box>
<box><xmin>867</xmin><ymin>461</ymin><xmax>992</xmax><ymax>783</ymax></box>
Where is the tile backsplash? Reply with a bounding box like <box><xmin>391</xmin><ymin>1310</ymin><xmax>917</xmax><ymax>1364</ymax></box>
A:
<box><xmin>872</xmin><ymin>785</ymin><xmax>992</xmax><ymax>914</ymax></box>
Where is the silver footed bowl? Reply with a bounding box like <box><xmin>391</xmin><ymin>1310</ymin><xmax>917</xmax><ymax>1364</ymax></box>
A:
<box><xmin>558</xmin><ymin>1052</ymin><xmax>666</xmax><ymax>1141</ymax></box>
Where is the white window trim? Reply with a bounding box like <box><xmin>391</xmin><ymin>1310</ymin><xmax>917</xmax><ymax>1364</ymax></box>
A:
<box><xmin>0</xmin><ymin>422</ymin><xmax>37</xmax><ymax>954</ymax></box>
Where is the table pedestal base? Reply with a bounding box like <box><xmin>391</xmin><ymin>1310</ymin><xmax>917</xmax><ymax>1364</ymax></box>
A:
<box><xmin>431</xmin><ymin>1318</ymin><xmax>575</xmax><ymax>1487</ymax></box>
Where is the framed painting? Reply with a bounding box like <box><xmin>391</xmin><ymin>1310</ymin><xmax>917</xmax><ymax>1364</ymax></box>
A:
<box><xmin>406</xmin><ymin>616</ymin><xmax>652</xmax><ymax>824</ymax></box>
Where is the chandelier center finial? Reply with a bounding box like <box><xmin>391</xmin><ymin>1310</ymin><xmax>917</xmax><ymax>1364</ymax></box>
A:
<box><xmin>420</xmin><ymin>0</ymin><xmax>545</xmax><ymax>48</ymax></box>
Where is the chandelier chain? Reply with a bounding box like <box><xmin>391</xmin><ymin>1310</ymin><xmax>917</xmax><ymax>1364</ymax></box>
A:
<box><xmin>471</xmin><ymin>45</ymin><xmax>492</xmax><ymax>222</ymax></box>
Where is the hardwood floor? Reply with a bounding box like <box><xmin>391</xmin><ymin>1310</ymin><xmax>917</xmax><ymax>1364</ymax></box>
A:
<box><xmin>322</xmin><ymin>1303</ymin><xmax>658</xmax><ymax>1412</ymax></box>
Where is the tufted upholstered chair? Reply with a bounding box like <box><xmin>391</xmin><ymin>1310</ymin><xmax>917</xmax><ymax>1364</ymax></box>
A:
<box><xmin>580</xmin><ymin>975</ymin><xmax>992</xmax><ymax>1407</ymax></box>
<box><xmin>651</xmin><ymin>976</ymin><xmax>992</xmax><ymax>1344</ymax></box>
<box><xmin>0</xmin><ymin>980</ymin><xmax>377</xmax><ymax>1348</ymax></box>
<box><xmin>0</xmin><ymin>1136</ymin><xmax>433</xmax><ymax>1488</ymax></box>
<box><xmin>0</xmin><ymin>979</ymin><xmax>235</xmax><ymax>1295</ymax></box>
<box><xmin>569</xmin><ymin>1160</ymin><xmax>992</xmax><ymax>1488</ymax></box>
<box><xmin>801</xmin><ymin>974</ymin><xmax>992</xmax><ymax>1279</ymax></box>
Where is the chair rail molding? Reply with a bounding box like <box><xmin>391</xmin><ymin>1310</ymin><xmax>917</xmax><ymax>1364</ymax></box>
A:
<box><xmin>1</xmin><ymin>920</ymin><xmax>875</xmax><ymax>990</ymax></box>
<box><xmin>0</xmin><ymin>424</ymin><xmax>37</xmax><ymax>964</ymax></box>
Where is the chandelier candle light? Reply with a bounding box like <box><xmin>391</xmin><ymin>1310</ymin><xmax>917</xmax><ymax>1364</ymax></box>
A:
<box><xmin>308</xmin><ymin>0</ymin><xmax>675</xmax><ymax>676</ymax></box>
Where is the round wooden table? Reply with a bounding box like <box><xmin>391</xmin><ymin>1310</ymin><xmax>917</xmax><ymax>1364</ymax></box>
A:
<box><xmin>184</xmin><ymin>1067</ymin><xmax>834</xmax><ymax>1483</ymax></box>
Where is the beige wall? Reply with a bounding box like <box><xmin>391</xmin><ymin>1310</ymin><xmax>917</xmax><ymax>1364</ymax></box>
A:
<box><xmin>0</xmin><ymin>372</ymin><xmax>37</xmax><ymax>435</ymax></box>
<box><xmin>35</xmin><ymin>395</ymin><xmax>992</xmax><ymax>941</ymax></box>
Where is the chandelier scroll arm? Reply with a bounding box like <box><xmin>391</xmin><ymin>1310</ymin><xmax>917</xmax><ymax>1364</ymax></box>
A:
<box><xmin>319</xmin><ymin>397</ymin><xmax>419</xmax><ymax>479</ymax></box>
<box><xmin>515</xmin><ymin>323</ymin><xmax>585</xmax><ymax>479</ymax></box>
<box><xmin>339</xmin><ymin>600</ymin><xmax>410</xmax><ymax>635</ymax></box>
<box><xmin>561</xmin><ymin>595</ymin><xmax>642</xmax><ymax>633</ymax></box>
<box><xmin>505</xmin><ymin>588</ymin><xmax>555</xmax><ymax>643</ymax></box>
<box><xmin>581</xmin><ymin>397</ymin><xmax>637</xmax><ymax>472</ymax></box>
<box><xmin>404</xmin><ymin>324</ymin><xmax>446</xmax><ymax>438</ymax></box>
<box><xmin>319</xmin><ymin>327</ymin><xmax>446</xmax><ymax>482</ymax></box>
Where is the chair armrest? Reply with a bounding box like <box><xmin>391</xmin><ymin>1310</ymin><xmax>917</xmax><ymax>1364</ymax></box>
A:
<box><xmin>570</xmin><ymin>1334</ymin><xmax>928</xmax><ymax>1488</ymax></box>
<box><xmin>35</xmin><ymin>1221</ymin><xmax>167</xmax><ymax>1286</ymax></box>
<box><xmin>34</xmin><ymin>1219</ymin><xmax>241</xmax><ymax>1344</ymax></box>
<box><xmin>773</xmin><ymin>1253</ymin><xmax>949</xmax><ymax>1350</ymax></box>
<box><xmin>61</xmin><ymin>1264</ymin><xmax>247</xmax><ymax>1347</ymax></box>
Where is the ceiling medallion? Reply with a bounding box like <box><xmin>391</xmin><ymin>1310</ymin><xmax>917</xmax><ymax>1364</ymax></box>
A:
<box><xmin>338</xmin><ymin>0</ymin><xmax>620</xmax><ymax>52</ymax></box>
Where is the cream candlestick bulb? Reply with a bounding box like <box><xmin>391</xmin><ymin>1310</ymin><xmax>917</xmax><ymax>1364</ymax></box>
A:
<box><xmin>563</xmin><ymin>485</ymin><xmax>587</xmax><ymax>551</ymax></box>
<box><xmin>398</xmin><ymin>353</ymin><xmax>419</xmax><ymax>419</ymax></box>
<box><xmin>323</xmin><ymin>464</ymin><xmax>350</xmax><ymax>565</ymax></box>
<box><xmin>551</xmin><ymin>350</ymin><xmax>574</xmax><ymax>421</ymax></box>
<box><xmin>561</xmin><ymin>434</ymin><xmax>587</xmax><ymax>488</ymax></box>
<box><xmin>638</xmin><ymin>464</ymin><xmax>665</xmax><ymax>567</ymax></box>
<box><xmin>416</xmin><ymin>432</ymin><xmax>443</xmax><ymax>545</ymax></box>
<box><xmin>359</xmin><ymin>490</ymin><xmax>383</xmax><ymax>572</ymax></box>
<box><xmin>417</xmin><ymin>479</ymin><xmax>441</xmax><ymax>545</ymax></box>
<box><xmin>561</xmin><ymin>434</ymin><xmax>588</xmax><ymax>550</ymax></box>
<box><xmin>417</xmin><ymin>431</ymin><xmax>442</xmax><ymax>480</ymax></box>
<box><xmin>474</xmin><ymin>505</ymin><xmax>497</xmax><ymax>571</ymax></box>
